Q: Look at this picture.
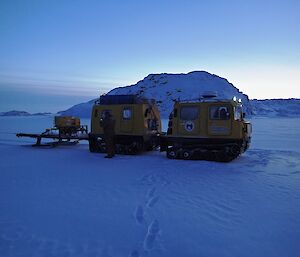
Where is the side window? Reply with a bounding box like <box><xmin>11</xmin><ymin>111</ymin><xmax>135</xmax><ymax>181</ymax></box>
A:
<box><xmin>123</xmin><ymin>108</ymin><xmax>132</xmax><ymax>120</ymax></box>
<box><xmin>210</xmin><ymin>106</ymin><xmax>230</xmax><ymax>120</ymax></box>
<box><xmin>180</xmin><ymin>106</ymin><xmax>199</xmax><ymax>120</ymax></box>
<box><xmin>234</xmin><ymin>106</ymin><xmax>243</xmax><ymax>120</ymax></box>
<box><xmin>147</xmin><ymin>119</ymin><xmax>158</xmax><ymax>130</ymax></box>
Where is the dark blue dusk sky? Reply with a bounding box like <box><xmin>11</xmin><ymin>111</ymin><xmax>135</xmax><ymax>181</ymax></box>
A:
<box><xmin>0</xmin><ymin>0</ymin><xmax>299</xmax><ymax>112</ymax></box>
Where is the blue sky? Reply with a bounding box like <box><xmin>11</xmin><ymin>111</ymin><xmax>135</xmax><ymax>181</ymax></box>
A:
<box><xmin>0</xmin><ymin>0</ymin><xmax>299</xmax><ymax>112</ymax></box>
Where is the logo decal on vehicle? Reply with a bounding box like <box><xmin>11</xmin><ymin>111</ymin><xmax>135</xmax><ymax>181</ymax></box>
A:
<box><xmin>184</xmin><ymin>121</ymin><xmax>194</xmax><ymax>132</ymax></box>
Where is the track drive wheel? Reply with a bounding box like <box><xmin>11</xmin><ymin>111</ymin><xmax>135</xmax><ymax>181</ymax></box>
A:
<box><xmin>167</xmin><ymin>147</ymin><xmax>177</xmax><ymax>159</ymax></box>
<box><xmin>182</xmin><ymin>150</ymin><xmax>193</xmax><ymax>160</ymax></box>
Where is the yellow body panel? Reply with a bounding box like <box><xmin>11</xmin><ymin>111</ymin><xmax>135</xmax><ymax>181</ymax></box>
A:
<box><xmin>91</xmin><ymin>103</ymin><xmax>161</xmax><ymax>136</ymax></box>
<box><xmin>54</xmin><ymin>116</ymin><xmax>80</xmax><ymax>128</ymax></box>
<box><xmin>170</xmin><ymin>100</ymin><xmax>249</xmax><ymax>140</ymax></box>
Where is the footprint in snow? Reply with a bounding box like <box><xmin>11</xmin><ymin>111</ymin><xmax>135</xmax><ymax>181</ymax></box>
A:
<box><xmin>140</xmin><ymin>173</ymin><xmax>157</xmax><ymax>185</ymax></box>
<box><xmin>143</xmin><ymin>219</ymin><xmax>160</xmax><ymax>251</ymax></box>
<box><xmin>134</xmin><ymin>205</ymin><xmax>145</xmax><ymax>225</ymax></box>
<box><xmin>146</xmin><ymin>196</ymin><xmax>160</xmax><ymax>208</ymax></box>
<box><xmin>146</xmin><ymin>187</ymin><xmax>156</xmax><ymax>199</ymax></box>
<box><xmin>128</xmin><ymin>249</ymin><xmax>140</xmax><ymax>257</ymax></box>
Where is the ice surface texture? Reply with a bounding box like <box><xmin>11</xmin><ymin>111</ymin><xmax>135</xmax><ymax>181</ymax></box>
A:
<box><xmin>0</xmin><ymin>116</ymin><xmax>300</xmax><ymax>257</ymax></box>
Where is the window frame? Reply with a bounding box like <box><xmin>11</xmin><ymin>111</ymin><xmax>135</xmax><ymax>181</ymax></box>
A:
<box><xmin>122</xmin><ymin>107</ymin><xmax>132</xmax><ymax>120</ymax></box>
<box><xmin>209</xmin><ymin>105</ymin><xmax>231</xmax><ymax>120</ymax></box>
<box><xmin>234</xmin><ymin>106</ymin><xmax>243</xmax><ymax>121</ymax></box>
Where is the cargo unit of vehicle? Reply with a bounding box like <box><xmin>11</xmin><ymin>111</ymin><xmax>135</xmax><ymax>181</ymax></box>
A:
<box><xmin>89</xmin><ymin>95</ymin><xmax>161</xmax><ymax>154</ymax></box>
<box><xmin>16</xmin><ymin>116</ymin><xmax>88</xmax><ymax>146</ymax></box>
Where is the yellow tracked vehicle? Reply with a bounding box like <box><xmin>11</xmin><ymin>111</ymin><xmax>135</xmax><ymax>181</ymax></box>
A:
<box><xmin>160</xmin><ymin>94</ymin><xmax>252</xmax><ymax>162</ymax></box>
<box><xmin>89</xmin><ymin>95</ymin><xmax>161</xmax><ymax>154</ymax></box>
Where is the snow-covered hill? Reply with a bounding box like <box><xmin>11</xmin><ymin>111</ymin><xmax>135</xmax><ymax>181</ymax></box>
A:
<box><xmin>251</xmin><ymin>98</ymin><xmax>300</xmax><ymax>117</ymax></box>
<box><xmin>59</xmin><ymin>71</ymin><xmax>251</xmax><ymax>118</ymax></box>
<box><xmin>58</xmin><ymin>71</ymin><xmax>300</xmax><ymax>118</ymax></box>
<box><xmin>108</xmin><ymin>71</ymin><xmax>251</xmax><ymax>117</ymax></box>
<box><xmin>57</xmin><ymin>99</ymin><xmax>95</xmax><ymax>117</ymax></box>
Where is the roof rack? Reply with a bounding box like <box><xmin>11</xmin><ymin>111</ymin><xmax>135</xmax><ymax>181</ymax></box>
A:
<box><xmin>174</xmin><ymin>97</ymin><xmax>241</xmax><ymax>103</ymax></box>
<box><xmin>95</xmin><ymin>94</ymin><xmax>156</xmax><ymax>105</ymax></box>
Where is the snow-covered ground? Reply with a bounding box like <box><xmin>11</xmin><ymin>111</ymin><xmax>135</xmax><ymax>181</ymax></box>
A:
<box><xmin>0</xmin><ymin>116</ymin><xmax>299</xmax><ymax>257</ymax></box>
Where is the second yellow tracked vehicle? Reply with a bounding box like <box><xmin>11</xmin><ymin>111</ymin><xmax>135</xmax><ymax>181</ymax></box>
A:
<box><xmin>89</xmin><ymin>95</ymin><xmax>161</xmax><ymax>154</ymax></box>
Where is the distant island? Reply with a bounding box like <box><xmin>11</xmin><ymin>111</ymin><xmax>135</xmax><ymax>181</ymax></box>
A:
<box><xmin>0</xmin><ymin>110</ymin><xmax>52</xmax><ymax>117</ymax></box>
